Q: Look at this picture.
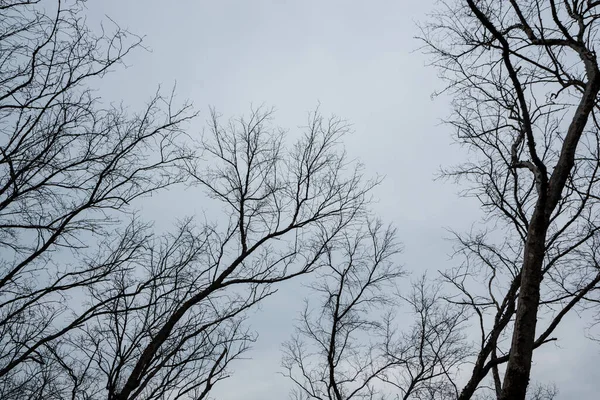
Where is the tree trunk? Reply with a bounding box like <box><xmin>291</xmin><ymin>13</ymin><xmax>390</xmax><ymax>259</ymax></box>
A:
<box><xmin>499</xmin><ymin>207</ymin><xmax>548</xmax><ymax>400</ymax></box>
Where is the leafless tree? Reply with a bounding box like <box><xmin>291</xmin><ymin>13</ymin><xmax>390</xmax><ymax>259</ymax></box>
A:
<box><xmin>422</xmin><ymin>1</ymin><xmax>600</xmax><ymax>399</ymax></box>
<box><xmin>0</xmin><ymin>0</ymin><xmax>196</xmax><ymax>398</ymax></box>
<box><xmin>96</xmin><ymin>107</ymin><xmax>375</xmax><ymax>400</ymax></box>
<box><xmin>527</xmin><ymin>383</ymin><xmax>558</xmax><ymax>400</ymax></box>
<box><xmin>0</xmin><ymin>1</ymin><xmax>376</xmax><ymax>399</ymax></box>
<box><xmin>282</xmin><ymin>221</ymin><xmax>468</xmax><ymax>400</ymax></box>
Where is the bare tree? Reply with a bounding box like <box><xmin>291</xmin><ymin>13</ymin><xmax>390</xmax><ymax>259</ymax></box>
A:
<box><xmin>98</xmin><ymin>107</ymin><xmax>374</xmax><ymax>400</ymax></box>
<box><xmin>422</xmin><ymin>1</ymin><xmax>600</xmax><ymax>399</ymax></box>
<box><xmin>527</xmin><ymin>383</ymin><xmax>558</xmax><ymax>400</ymax></box>
<box><xmin>0</xmin><ymin>1</ymin><xmax>376</xmax><ymax>399</ymax></box>
<box><xmin>282</xmin><ymin>221</ymin><xmax>468</xmax><ymax>400</ymax></box>
<box><xmin>0</xmin><ymin>0</ymin><xmax>196</xmax><ymax>398</ymax></box>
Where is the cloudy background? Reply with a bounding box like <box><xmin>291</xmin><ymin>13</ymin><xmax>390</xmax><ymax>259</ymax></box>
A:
<box><xmin>83</xmin><ymin>1</ymin><xmax>598</xmax><ymax>398</ymax></box>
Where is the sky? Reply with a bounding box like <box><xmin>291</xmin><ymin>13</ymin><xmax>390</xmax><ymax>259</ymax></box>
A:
<box><xmin>82</xmin><ymin>1</ymin><xmax>599</xmax><ymax>399</ymax></box>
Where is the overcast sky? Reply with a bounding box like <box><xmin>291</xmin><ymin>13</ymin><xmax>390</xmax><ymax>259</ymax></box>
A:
<box><xmin>83</xmin><ymin>1</ymin><xmax>599</xmax><ymax>399</ymax></box>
